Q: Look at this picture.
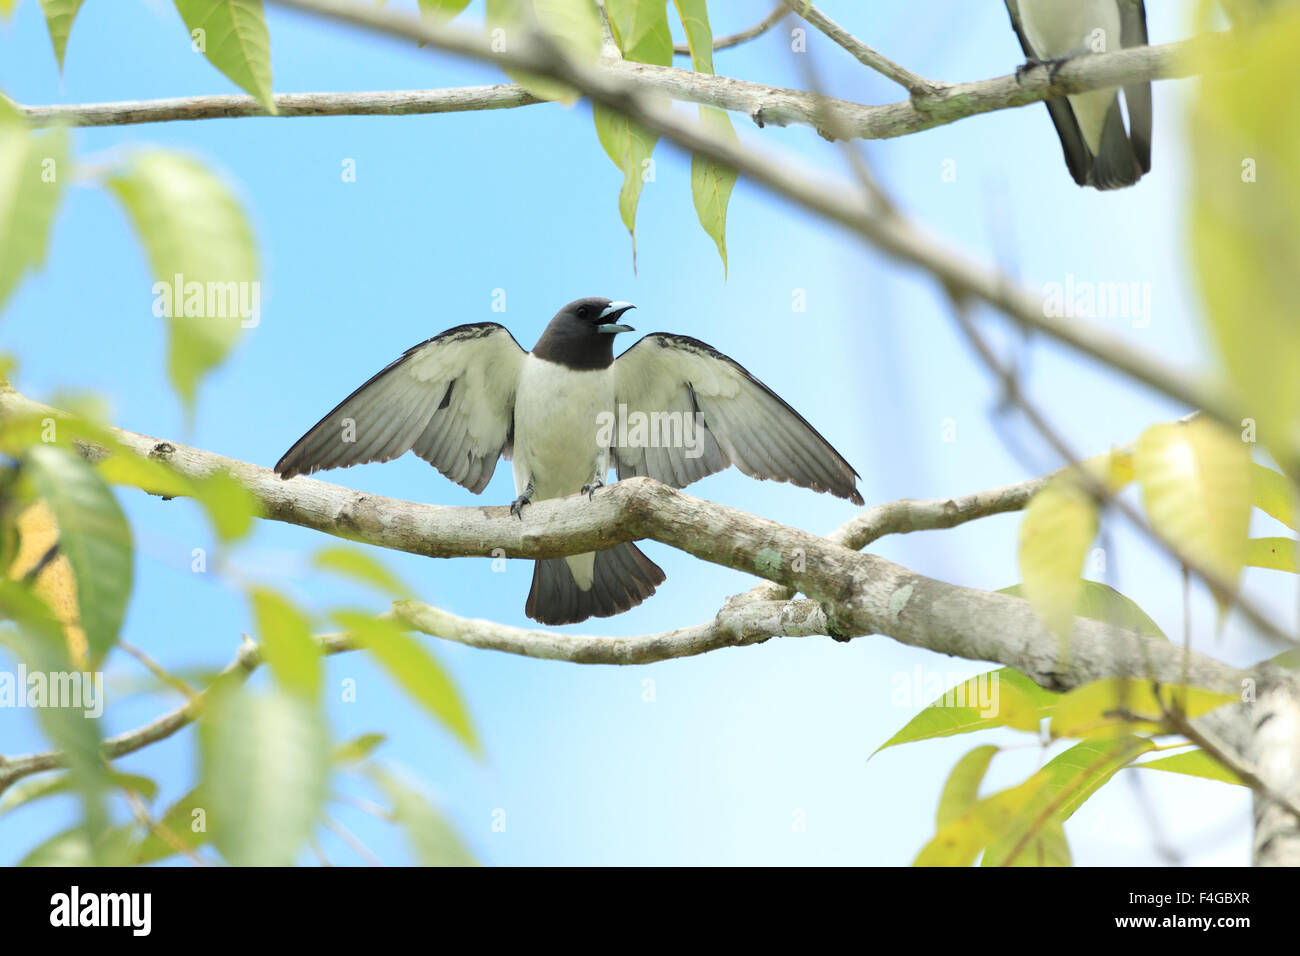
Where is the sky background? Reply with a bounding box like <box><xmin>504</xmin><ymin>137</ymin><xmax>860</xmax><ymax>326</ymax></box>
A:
<box><xmin>0</xmin><ymin>0</ymin><xmax>1284</xmax><ymax>865</ymax></box>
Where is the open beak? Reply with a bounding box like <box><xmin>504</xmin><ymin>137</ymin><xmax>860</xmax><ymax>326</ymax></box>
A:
<box><xmin>597</xmin><ymin>301</ymin><xmax>636</xmax><ymax>334</ymax></box>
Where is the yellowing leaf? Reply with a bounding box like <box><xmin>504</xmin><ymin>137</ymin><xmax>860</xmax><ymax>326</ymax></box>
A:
<box><xmin>5</xmin><ymin>499</ymin><xmax>86</xmax><ymax>664</ymax></box>
<box><xmin>1134</xmin><ymin>419</ymin><xmax>1251</xmax><ymax>591</ymax></box>
<box><xmin>173</xmin><ymin>0</ymin><xmax>276</xmax><ymax>113</ymax></box>
<box><xmin>24</xmin><ymin>445</ymin><xmax>132</xmax><ymax>663</ymax></box>
<box><xmin>914</xmin><ymin>775</ymin><xmax>1047</xmax><ymax>867</ymax></box>
<box><xmin>1252</xmin><ymin>462</ymin><xmax>1296</xmax><ymax>530</ymax></box>
<box><xmin>1049</xmin><ymin>679</ymin><xmax>1235</xmax><ymax>740</ymax></box>
<box><xmin>1246</xmin><ymin>536</ymin><xmax>1298</xmax><ymax>572</ymax></box>
<box><xmin>1018</xmin><ymin>477</ymin><xmax>1098</xmax><ymax>641</ymax></box>
<box><xmin>1133</xmin><ymin>748</ymin><xmax>1246</xmax><ymax>786</ymax></box>
<box><xmin>936</xmin><ymin>745</ymin><xmax>998</xmax><ymax>829</ymax></box>
<box><xmin>873</xmin><ymin>667</ymin><xmax>1055</xmax><ymax>754</ymax></box>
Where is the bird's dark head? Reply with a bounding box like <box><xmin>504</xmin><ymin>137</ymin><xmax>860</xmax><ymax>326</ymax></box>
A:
<box><xmin>532</xmin><ymin>297</ymin><xmax>636</xmax><ymax>370</ymax></box>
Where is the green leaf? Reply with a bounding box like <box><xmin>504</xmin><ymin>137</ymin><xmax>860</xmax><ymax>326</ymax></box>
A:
<box><xmin>334</xmin><ymin>610</ymin><xmax>480</xmax><ymax>755</ymax></box>
<box><xmin>593</xmin><ymin>103</ymin><xmax>659</xmax><ymax>262</ymax></box>
<box><xmin>1190</xmin><ymin>7</ymin><xmax>1300</xmax><ymax>460</ymax></box>
<box><xmin>418</xmin><ymin>0</ymin><xmax>472</xmax><ymax>23</ymax></box>
<box><xmin>250</xmin><ymin>588</ymin><xmax>321</xmax><ymax>698</ymax></box>
<box><xmin>691</xmin><ymin>106</ymin><xmax>738</xmax><ymax>275</ymax></box>
<box><xmin>173</xmin><ymin>0</ymin><xmax>276</xmax><ymax>113</ymax></box>
<box><xmin>200</xmin><ymin>684</ymin><xmax>329</xmax><ymax>866</ymax></box>
<box><xmin>191</xmin><ymin>469</ymin><xmax>258</xmax><ymax>542</ymax></box>
<box><xmin>0</xmin><ymin>581</ymin><xmax>111</xmax><ymax>851</ymax></box>
<box><xmin>24</xmin><ymin>444</ymin><xmax>132</xmax><ymax>662</ymax></box>
<box><xmin>1134</xmin><ymin>419</ymin><xmax>1252</xmax><ymax>593</ymax></box>
<box><xmin>38</xmin><ymin>0</ymin><xmax>84</xmax><ymax>71</ymax></box>
<box><xmin>332</xmin><ymin>732</ymin><xmax>387</xmax><ymax>765</ymax></box>
<box><xmin>1246</xmin><ymin>536</ymin><xmax>1298</xmax><ymax>572</ymax></box>
<box><xmin>106</xmin><ymin>150</ymin><xmax>259</xmax><ymax>413</ymax></box>
<box><xmin>369</xmin><ymin>767</ymin><xmax>477</xmax><ymax>866</ymax></box>
<box><xmin>18</xmin><ymin>824</ymin><xmax>134</xmax><ymax>866</ymax></box>
<box><xmin>1049</xmin><ymin>679</ymin><xmax>1236</xmax><ymax>740</ymax></box>
<box><xmin>0</xmin><ymin>770</ymin><xmax>156</xmax><ymax>817</ymax></box>
<box><xmin>936</xmin><ymin>744</ymin><xmax>998</xmax><ymax>829</ymax></box>
<box><xmin>606</xmin><ymin>0</ymin><xmax>673</xmax><ymax>64</ymax></box>
<box><xmin>131</xmin><ymin>786</ymin><xmax>212</xmax><ymax>864</ymax></box>
<box><xmin>485</xmin><ymin>0</ymin><xmax>602</xmax><ymax>104</ymax></box>
<box><xmin>1252</xmin><ymin>463</ymin><xmax>1296</xmax><ymax>530</ymax></box>
<box><xmin>0</xmin><ymin>107</ymin><xmax>68</xmax><ymax>314</ymax></box>
<box><xmin>313</xmin><ymin>545</ymin><xmax>411</xmax><ymax>598</ymax></box>
<box><xmin>874</xmin><ymin>667</ymin><xmax>1055</xmax><ymax>755</ymax></box>
<box><xmin>1017</xmin><ymin>477</ymin><xmax>1098</xmax><ymax>641</ymax></box>
<box><xmin>132</xmin><ymin>788</ymin><xmax>210</xmax><ymax>863</ymax></box>
<box><xmin>1133</xmin><ymin>748</ymin><xmax>1246</xmax><ymax>786</ymax></box>
<box><xmin>671</xmin><ymin>0</ymin><xmax>714</xmax><ymax>73</ymax></box>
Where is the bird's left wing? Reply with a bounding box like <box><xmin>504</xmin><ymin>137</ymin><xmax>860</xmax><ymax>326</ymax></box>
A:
<box><xmin>612</xmin><ymin>334</ymin><xmax>863</xmax><ymax>504</ymax></box>
<box><xmin>1120</xmin><ymin>0</ymin><xmax>1153</xmax><ymax>174</ymax></box>
<box><xmin>275</xmin><ymin>323</ymin><xmax>525</xmax><ymax>493</ymax></box>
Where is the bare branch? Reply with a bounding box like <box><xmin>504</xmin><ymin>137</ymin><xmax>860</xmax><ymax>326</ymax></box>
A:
<box><xmin>16</xmin><ymin>30</ymin><xmax>1223</xmax><ymax>145</ymax></box>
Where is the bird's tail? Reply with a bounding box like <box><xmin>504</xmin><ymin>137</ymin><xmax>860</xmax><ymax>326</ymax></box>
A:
<box><xmin>526</xmin><ymin>543</ymin><xmax>665</xmax><ymax>626</ymax></box>
<box><xmin>1088</xmin><ymin>99</ymin><xmax>1144</xmax><ymax>190</ymax></box>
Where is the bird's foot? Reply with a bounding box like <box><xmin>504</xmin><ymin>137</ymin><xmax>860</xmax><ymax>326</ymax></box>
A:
<box><xmin>510</xmin><ymin>490</ymin><xmax>533</xmax><ymax>520</ymax></box>
<box><xmin>1015</xmin><ymin>55</ymin><xmax>1071</xmax><ymax>84</ymax></box>
<box><xmin>580</xmin><ymin>479</ymin><xmax>605</xmax><ymax>501</ymax></box>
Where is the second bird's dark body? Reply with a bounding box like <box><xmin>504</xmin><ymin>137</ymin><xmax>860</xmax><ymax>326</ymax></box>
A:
<box><xmin>276</xmin><ymin>298</ymin><xmax>863</xmax><ymax>625</ymax></box>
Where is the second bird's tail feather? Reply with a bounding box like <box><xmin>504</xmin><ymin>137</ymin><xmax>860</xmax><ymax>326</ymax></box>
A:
<box><xmin>526</xmin><ymin>542</ymin><xmax>665</xmax><ymax>626</ymax></box>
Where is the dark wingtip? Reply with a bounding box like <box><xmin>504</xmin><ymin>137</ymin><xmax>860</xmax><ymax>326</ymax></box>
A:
<box><xmin>849</xmin><ymin>489</ymin><xmax>865</xmax><ymax>506</ymax></box>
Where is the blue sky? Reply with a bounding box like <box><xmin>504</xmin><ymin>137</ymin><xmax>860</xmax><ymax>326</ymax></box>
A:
<box><xmin>0</xmin><ymin>0</ymin><xmax>1278</xmax><ymax>865</ymax></box>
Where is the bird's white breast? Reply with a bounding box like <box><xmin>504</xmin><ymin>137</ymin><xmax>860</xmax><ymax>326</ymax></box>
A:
<box><xmin>1018</xmin><ymin>0</ymin><xmax>1123</xmax><ymax>151</ymax></box>
<box><xmin>512</xmin><ymin>354</ymin><xmax>615</xmax><ymax>500</ymax></box>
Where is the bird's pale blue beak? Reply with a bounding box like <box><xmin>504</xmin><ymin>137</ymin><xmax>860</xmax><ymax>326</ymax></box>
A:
<box><xmin>597</xmin><ymin>301</ymin><xmax>636</xmax><ymax>334</ymax></box>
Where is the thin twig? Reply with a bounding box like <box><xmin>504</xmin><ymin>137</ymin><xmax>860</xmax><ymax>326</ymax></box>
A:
<box><xmin>673</xmin><ymin>4</ymin><xmax>787</xmax><ymax>55</ymax></box>
<box><xmin>781</xmin><ymin>0</ymin><xmax>947</xmax><ymax>97</ymax></box>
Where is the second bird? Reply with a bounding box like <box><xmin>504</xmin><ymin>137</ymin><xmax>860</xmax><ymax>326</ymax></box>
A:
<box><xmin>1005</xmin><ymin>0</ymin><xmax>1152</xmax><ymax>189</ymax></box>
<box><xmin>276</xmin><ymin>298</ymin><xmax>863</xmax><ymax>626</ymax></box>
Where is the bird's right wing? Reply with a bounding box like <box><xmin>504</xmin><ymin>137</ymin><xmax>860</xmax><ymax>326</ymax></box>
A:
<box><xmin>1004</xmin><ymin>0</ymin><xmax>1093</xmax><ymax>187</ymax></box>
<box><xmin>275</xmin><ymin>323</ymin><xmax>525</xmax><ymax>493</ymax></box>
<box><xmin>612</xmin><ymin>334</ymin><xmax>863</xmax><ymax>504</ymax></box>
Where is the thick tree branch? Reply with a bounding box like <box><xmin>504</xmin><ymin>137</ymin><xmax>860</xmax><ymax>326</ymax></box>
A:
<box><xmin>0</xmin><ymin>383</ymin><xmax>1248</xmax><ymax>698</ymax></box>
